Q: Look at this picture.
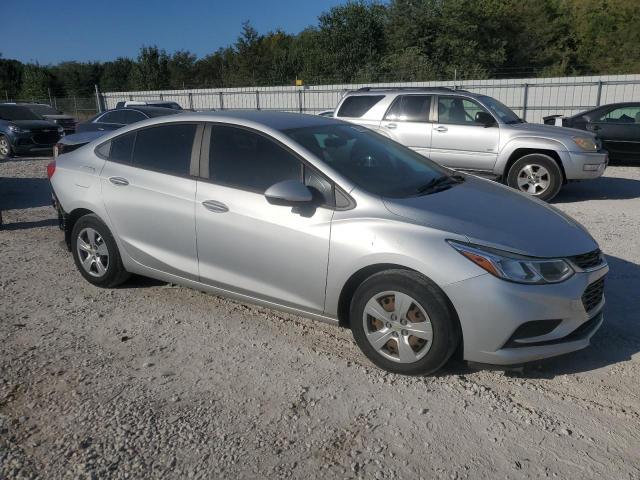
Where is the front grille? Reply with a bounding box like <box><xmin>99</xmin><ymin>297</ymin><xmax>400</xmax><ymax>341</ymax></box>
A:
<box><xmin>582</xmin><ymin>277</ymin><xmax>605</xmax><ymax>312</ymax></box>
<box><xmin>32</xmin><ymin>131</ymin><xmax>60</xmax><ymax>145</ymax></box>
<box><xmin>569</xmin><ymin>249</ymin><xmax>603</xmax><ymax>270</ymax></box>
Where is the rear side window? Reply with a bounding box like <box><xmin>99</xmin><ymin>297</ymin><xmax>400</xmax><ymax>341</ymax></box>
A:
<box><xmin>98</xmin><ymin>111</ymin><xmax>128</xmax><ymax>124</ymax></box>
<box><xmin>209</xmin><ymin>125</ymin><xmax>301</xmax><ymax>192</ymax></box>
<box><xmin>109</xmin><ymin>132</ymin><xmax>135</xmax><ymax>163</ymax></box>
<box><xmin>384</xmin><ymin>95</ymin><xmax>431</xmax><ymax>122</ymax></box>
<box><xmin>337</xmin><ymin>95</ymin><xmax>384</xmax><ymax>118</ymax></box>
<box><xmin>132</xmin><ymin>124</ymin><xmax>196</xmax><ymax>176</ymax></box>
<box><xmin>121</xmin><ymin>110</ymin><xmax>147</xmax><ymax>124</ymax></box>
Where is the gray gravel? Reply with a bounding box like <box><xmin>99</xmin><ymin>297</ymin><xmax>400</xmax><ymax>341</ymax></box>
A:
<box><xmin>1</xmin><ymin>157</ymin><xmax>639</xmax><ymax>479</ymax></box>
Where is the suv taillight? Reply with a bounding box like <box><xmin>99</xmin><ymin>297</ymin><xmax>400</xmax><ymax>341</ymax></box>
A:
<box><xmin>47</xmin><ymin>160</ymin><xmax>56</xmax><ymax>179</ymax></box>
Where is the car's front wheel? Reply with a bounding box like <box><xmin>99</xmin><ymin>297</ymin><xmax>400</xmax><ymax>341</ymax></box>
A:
<box><xmin>350</xmin><ymin>270</ymin><xmax>460</xmax><ymax>375</ymax></box>
<box><xmin>71</xmin><ymin>214</ymin><xmax>129</xmax><ymax>288</ymax></box>
<box><xmin>506</xmin><ymin>153</ymin><xmax>563</xmax><ymax>201</ymax></box>
<box><xmin>0</xmin><ymin>135</ymin><xmax>12</xmax><ymax>160</ymax></box>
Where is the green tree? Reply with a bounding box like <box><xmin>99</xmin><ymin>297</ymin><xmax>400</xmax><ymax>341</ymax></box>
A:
<box><xmin>168</xmin><ymin>50</ymin><xmax>197</xmax><ymax>89</ymax></box>
<box><xmin>130</xmin><ymin>46</ymin><xmax>170</xmax><ymax>90</ymax></box>
<box><xmin>19</xmin><ymin>64</ymin><xmax>50</xmax><ymax>100</ymax></box>
<box><xmin>0</xmin><ymin>55</ymin><xmax>24</xmax><ymax>99</ymax></box>
<box><xmin>100</xmin><ymin>58</ymin><xmax>135</xmax><ymax>92</ymax></box>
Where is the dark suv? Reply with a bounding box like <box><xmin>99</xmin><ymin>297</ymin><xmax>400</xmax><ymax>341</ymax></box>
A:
<box><xmin>0</xmin><ymin>104</ymin><xmax>64</xmax><ymax>159</ymax></box>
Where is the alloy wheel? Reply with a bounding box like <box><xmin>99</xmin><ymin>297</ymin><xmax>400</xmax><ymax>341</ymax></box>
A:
<box><xmin>0</xmin><ymin>137</ymin><xmax>10</xmax><ymax>157</ymax></box>
<box><xmin>516</xmin><ymin>164</ymin><xmax>550</xmax><ymax>195</ymax></box>
<box><xmin>76</xmin><ymin>227</ymin><xmax>109</xmax><ymax>277</ymax></box>
<box><xmin>362</xmin><ymin>291</ymin><xmax>433</xmax><ymax>363</ymax></box>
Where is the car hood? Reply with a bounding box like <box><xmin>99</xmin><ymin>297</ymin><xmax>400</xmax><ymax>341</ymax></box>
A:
<box><xmin>42</xmin><ymin>114</ymin><xmax>75</xmax><ymax>121</ymax></box>
<box><xmin>10</xmin><ymin>119</ymin><xmax>59</xmax><ymax>129</ymax></box>
<box><xmin>60</xmin><ymin>130</ymin><xmax>105</xmax><ymax>145</ymax></box>
<box><xmin>382</xmin><ymin>175</ymin><xmax>598</xmax><ymax>258</ymax></box>
<box><xmin>507</xmin><ymin>122</ymin><xmax>593</xmax><ymax>138</ymax></box>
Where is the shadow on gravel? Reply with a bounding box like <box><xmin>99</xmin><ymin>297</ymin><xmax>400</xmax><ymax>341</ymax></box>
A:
<box><xmin>461</xmin><ymin>254</ymin><xmax>640</xmax><ymax>379</ymax></box>
<box><xmin>118</xmin><ymin>275</ymin><xmax>168</xmax><ymax>289</ymax></box>
<box><xmin>0</xmin><ymin>177</ymin><xmax>52</xmax><ymax>210</ymax></box>
<box><xmin>554</xmin><ymin>174</ymin><xmax>640</xmax><ymax>203</ymax></box>
<box><xmin>1</xmin><ymin>218</ymin><xmax>58</xmax><ymax>230</ymax></box>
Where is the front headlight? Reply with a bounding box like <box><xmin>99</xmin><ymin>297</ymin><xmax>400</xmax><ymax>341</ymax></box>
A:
<box><xmin>573</xmin><ymin>136</ymin><xmax>597</xmax><ymax>151</ymax></box>
<box><xmin>7</xmin><ymin>125</ymin><xmax>29</xmax><ymax>134</ymax></box>
<box><xmin>449</xmin><ymin>241</ymin><xmax>574</xmax><ymax>284</ymax></box>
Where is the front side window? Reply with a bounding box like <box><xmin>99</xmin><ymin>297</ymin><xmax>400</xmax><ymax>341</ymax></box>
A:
<box><xmin>336</xmin><ymin>95</ymin><xmax>385</xmax><ymax>118</ymax></box>
<box><xmin>478</xmin><ymin>96</ymin><xmax>521</xmax><ymax>124</ymax></box>
<box><xmin>121</xmin><ymin>110</ymin><xmax>147</xmax><ymax>124</ymax></box>
<box><xmin>384</xmin><ymin>95</ymin><xmax>431</xmax><ymax>122</ymax></box>
<box><xmin>598</xmin><ymin>106</ymin><xmax>640</xmax><ymax>123</ymax></box>
<box><xmin>98</xmin><ymin>111</ymin><xmax>128</xmax><ymax>124</ymax></box>
<box><xmin>132</xmin><ymin>124</ymin><xmax>196</xmax><ymax>175</ymax></box>
<box><xmin>284</xmin><ymin>124</ymin><xmax>451</xmax><ymax>198</ymax></box>
<box><xmin>208</xmin><ymin>125</ymin><xmax>302</xmax><ymax>192</ymax></box>
<box><xmin>438</xmin><ymin>97</ymin><xmax>491</xmax><ymax>125</ymax></box>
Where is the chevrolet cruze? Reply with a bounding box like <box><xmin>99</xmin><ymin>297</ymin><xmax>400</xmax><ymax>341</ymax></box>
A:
<box><xmin>49</xmin><ymin>111</ymin><xmax>608</xmax><ymax>375</ymax></box>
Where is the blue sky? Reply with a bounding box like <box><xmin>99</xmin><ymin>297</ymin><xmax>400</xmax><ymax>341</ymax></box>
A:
<box><xmin>3</xmin><ymin>0</ymin><xmax>348</xmax><ymax>64</ymax></box>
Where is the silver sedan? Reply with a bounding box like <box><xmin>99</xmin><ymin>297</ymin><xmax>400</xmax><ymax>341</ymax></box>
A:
<box><xmin>49</xmin><ymin>111</ymin><xmax>608</xmax><ymax>375</ymax></box>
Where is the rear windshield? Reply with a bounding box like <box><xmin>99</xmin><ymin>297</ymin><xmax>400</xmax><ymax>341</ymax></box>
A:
<box><xmin>0</xmin><ymin>105</ymin><xmax>42</xmax><ymax>121</ymax></box>
<box><xmin>337</xmin><ymin>95</ymin><xmax>384</xmax><ymax>118</ymax></box>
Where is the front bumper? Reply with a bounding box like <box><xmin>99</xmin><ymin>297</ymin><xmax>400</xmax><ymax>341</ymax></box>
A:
<box><xmin>442</xmin><ymin>264</ymin><xmax>608</xmax><ymax>365</ymax></box>
<box><xmin>10</xmin><ymin>131</ymin><xmax>61</xmax><ymax>155</ymax></box>
<box><xmin>562</xmin><ymin>149</ymin><xmax>609</xmax><ymax>180</ymax></box>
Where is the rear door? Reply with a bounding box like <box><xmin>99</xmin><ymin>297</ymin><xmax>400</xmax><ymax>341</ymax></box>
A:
<box><xmin>194</xmin><ymin>124</ymin><xmax>333</xmax><ymax>314</ymax></box>
<box><xmin>100</xmin><ymin>122</ymin><xmax>202</xmax><ymax>280</ymax></box>
<box><xmin>587</xmin><ymin>105</ymin><xmax>640</xmax><ymax>161</ymax></box>
<box><xmin>430</xmin><ymin>96</ymin><xmax>500</xmax><ymax>171</ymax></box>
<box><xmin>379</xmin><ymin>95</ymin><xmax>433</xmax><ymax>157</ymax></box>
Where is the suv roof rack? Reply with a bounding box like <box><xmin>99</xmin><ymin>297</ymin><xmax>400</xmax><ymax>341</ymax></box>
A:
<box><xmin>355</xmin><ymin>86</ymin><xmax>456</xmax><ymax>92</ymax></box>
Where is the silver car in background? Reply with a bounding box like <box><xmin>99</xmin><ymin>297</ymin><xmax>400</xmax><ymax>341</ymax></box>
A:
<box><xmin>49</xmin><ymin>111</ymin><xmax>608</xmax><ymax>375</ymax></box>
<box><xmin>333</xmin><ymin>87</ymin><xmax>609</xmax><ymax>201</ymax></box>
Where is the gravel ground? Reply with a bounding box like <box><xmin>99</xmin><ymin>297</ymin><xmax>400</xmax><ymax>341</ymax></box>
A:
<box><xmin>1</xmin><ymin>157</ymin><xmax>639</xmax><ymax>479</ymax></box>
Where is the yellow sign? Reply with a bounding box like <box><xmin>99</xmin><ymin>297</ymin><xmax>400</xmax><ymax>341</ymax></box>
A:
<box><xmin>295</xmin><ymin>79</ymin><xmax>304</xmax><ymax>87</ymax></box>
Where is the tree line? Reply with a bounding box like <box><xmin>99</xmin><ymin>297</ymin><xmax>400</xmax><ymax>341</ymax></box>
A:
<box><xmin>1</xmin><ymin>0</ymin><xmax>638</xmax><ymax>100</ymax></box>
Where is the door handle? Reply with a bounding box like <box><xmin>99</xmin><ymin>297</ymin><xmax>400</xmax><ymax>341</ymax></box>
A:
<box><xmin>202</xmin><ymin>200</ymin><xmax>229</xmax><ymax>213</ymax></box>
<box><xmin>109</xmin><ymin>176</ymin><xmax>129</xmax><ymax>186</ymax></box>
<box><xmin>434</xmin><ymin>126</ymin><xmax>448</xmax><ymax>132</ymax></box>
<box><xmin>384</xmin><ymin>123</ymin><xmax>397</xmax><ymax>129</ymax></box>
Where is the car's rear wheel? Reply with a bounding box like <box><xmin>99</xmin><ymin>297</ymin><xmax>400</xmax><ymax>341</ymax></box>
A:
<box><xmin>71</xmin><ymin>214</ymin><xmax>129</xmax><ymax>288</ymax></box>
<box><xmin>506</xmin><ymin>153</ymin><xmax>563</xmax><ymax>201</ymax></box>
<box><xmin>350</xmin><ymin>270</ymin><xmax>460</xmax><ymax>375</ymax></box>
<box><xmin>0</xmin><ymin>135</ymin><xmax>12</xmax><ymax>160</ymax></box>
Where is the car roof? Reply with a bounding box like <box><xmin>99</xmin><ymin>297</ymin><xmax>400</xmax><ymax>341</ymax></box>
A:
<box><xmin>344</xmin><ymin>87</ymin><xmax>479</xmax><ymax>97</ymax></box>
<box><xmin>103</xmin><ymin>106</ymin><xmax>181</xmax><ymax>115</ymax></box>
<box><xmin>179</xmin><ymin>110</ymin><xmax>342</xmax><ymax>131</ymax></box>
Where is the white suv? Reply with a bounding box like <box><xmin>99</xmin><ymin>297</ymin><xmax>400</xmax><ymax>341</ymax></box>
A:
<box><xmin>333</xmin><ymin>87</ymin><xmax>608</xmax><ymax>201</ymax></box>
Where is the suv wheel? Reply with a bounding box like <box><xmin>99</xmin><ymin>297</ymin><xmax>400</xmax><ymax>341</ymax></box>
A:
<box><xmin>0</xmin><ymin>135</ymin><xmax>12</xmax><ymax>160</ymax></box>
<box><xmin>506</xmin><ymin>153</ymin><xmax>562</xmax><ymax>201</ymax></box>
<box><xmin>71</xmin><ymin>214</ymin><xmax>129</xmax><ymax>287</ymax></box>
<box><xmin>350</xmin><ymin>270</ymin><xmax>460</xmax><ymax>375</ymax></box>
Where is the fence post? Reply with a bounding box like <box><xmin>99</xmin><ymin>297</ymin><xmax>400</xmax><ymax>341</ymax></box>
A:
<box><xmin>159</xmin><ymin>93</ymin><xmax>164</xmax><ymax>100</ymax></box>
<box><xmin>256</xmin><ymin>90</ymin><xmax>260</xmax><ymax>110</ymax></box>
<box><xmin>298</xmin><ymin>89</ymin><xmax>303</xmax><ymax>113</ymax></box>
<box><xmin>73</xmin><ymin>96</ymin><xmax>78</xmax><ymax>118</ymax></box>
<box><xmin>48</xmin><ymin>88</ymin><xmax>53</xmax><ymax>106</ymax></box>
<box><xmin>188</xmin><ymin>92</ymin><xmax>194</xmax><ymax>110</ymax></box>
<box><xmin>94</xmin><ymin>85</ymin><xmax>103</xmax><ymax>113</ymax></box>
<box><xmin>596</xmin><ymin>81</ymin><xmax>603</xmax><ymax>106</ymax></box>
<box><xmin>522</xmin><ymin>83</ymin><xmax>529</xmax><ymax>121</ymax></box>
<box><xmin>219</xmin><ymin>92</ymin><xmax>224</xmax><ymax>110</ymax></box>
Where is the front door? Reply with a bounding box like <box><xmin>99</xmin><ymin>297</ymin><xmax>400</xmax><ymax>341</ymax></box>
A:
<box><xmin>195</xmin><ymin>124</ymin><xmax>333</xmax><ymax>314</ymax></box>
<box><xmin>588</xmin><ymin>105</ymin><xmax>640</xmax><ymax>161</ymax></box>
<box><xmin>378</xmin><ymin>95</ymin><xmax>433</xmax><ymax>157</ymax></box>
<box><xmin>100</xmin><ymin>123</ymin><xmax>200</xmax><ymax>280</ymax></box>
<box><xmin>430</xmin><ymin>96</ymin><xmax>500</xmax><ymax>171</ymax></box>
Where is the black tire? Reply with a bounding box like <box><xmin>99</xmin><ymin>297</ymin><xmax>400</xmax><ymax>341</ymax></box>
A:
<box><xmin>0</xmin><ymin>135</ymin><xmax>12</xmax><ymax>160</ymax></box>
<box><xmin>506</xmin><ymin>153</ymin><xmax>563</xmax><ymax>202</ymax></box>
<box><xmin>71</xmin><ymin>214</ymin><xmax>129</xmax><ymax>288</ymax></box>
<box><xmin>350</xmin><ymin>269</ymin><xmax>460</xmax><ymax>376</ymax></box>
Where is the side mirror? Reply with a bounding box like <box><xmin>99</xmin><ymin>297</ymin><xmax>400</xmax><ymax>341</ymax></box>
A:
<box><xmin>265</xmin><ymin>180</ymin><xmax>313</xmax><ymax>206</ymax></box>
<box><xmin>475</xmin><ymin>111</ymin><xmax>496</xmax><ymax>127</ymax></box>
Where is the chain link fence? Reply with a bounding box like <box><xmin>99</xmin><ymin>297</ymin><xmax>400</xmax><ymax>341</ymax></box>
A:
<box><xmin>3</xmin><ymin>96</ymin><xmax>99</xmax><ymax>121</ymax></box>
<box><xmin>100</xmin><ymin>74</ymin><xmax>640</xmax><ymax>124</ymax></box>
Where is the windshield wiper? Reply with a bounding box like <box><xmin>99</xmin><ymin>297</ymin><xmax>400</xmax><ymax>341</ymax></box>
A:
<box><xmin>416</xmin><ymin>174</ymin><xmax>464</xmax><ymax>195</ymax></box>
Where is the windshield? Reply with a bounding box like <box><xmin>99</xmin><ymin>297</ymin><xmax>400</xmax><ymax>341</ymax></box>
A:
<box><xmin>0</xmin><ymin>105</ymin><xmax>43</xmax><ymax>121</ymax></box>
<box><xmin>26</xmin><ymin>104</ymin><xmax>60</xmax><ymax>116</ymax></box>
<box><xmin>284</xmin><ymin>124</ymin><xmax>455</xmax><ymax>198</ymax></box>
<box><xmin>479</xmin><ymin>96</ymin><xmax>522</xmax><ymax>124</ymax></box>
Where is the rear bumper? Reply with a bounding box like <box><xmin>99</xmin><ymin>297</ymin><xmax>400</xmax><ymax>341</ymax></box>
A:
<box><xmin>442</xmin><ymin>264</ymin><xmax>608</xmax><ymax>365</ymax></box>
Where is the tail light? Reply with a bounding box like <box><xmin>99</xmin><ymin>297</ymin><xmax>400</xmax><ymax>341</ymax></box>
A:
<box><xmin>47</xmin><ymin>159</ymin><xmax>56</xmax><ymax>179</ymax></box>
